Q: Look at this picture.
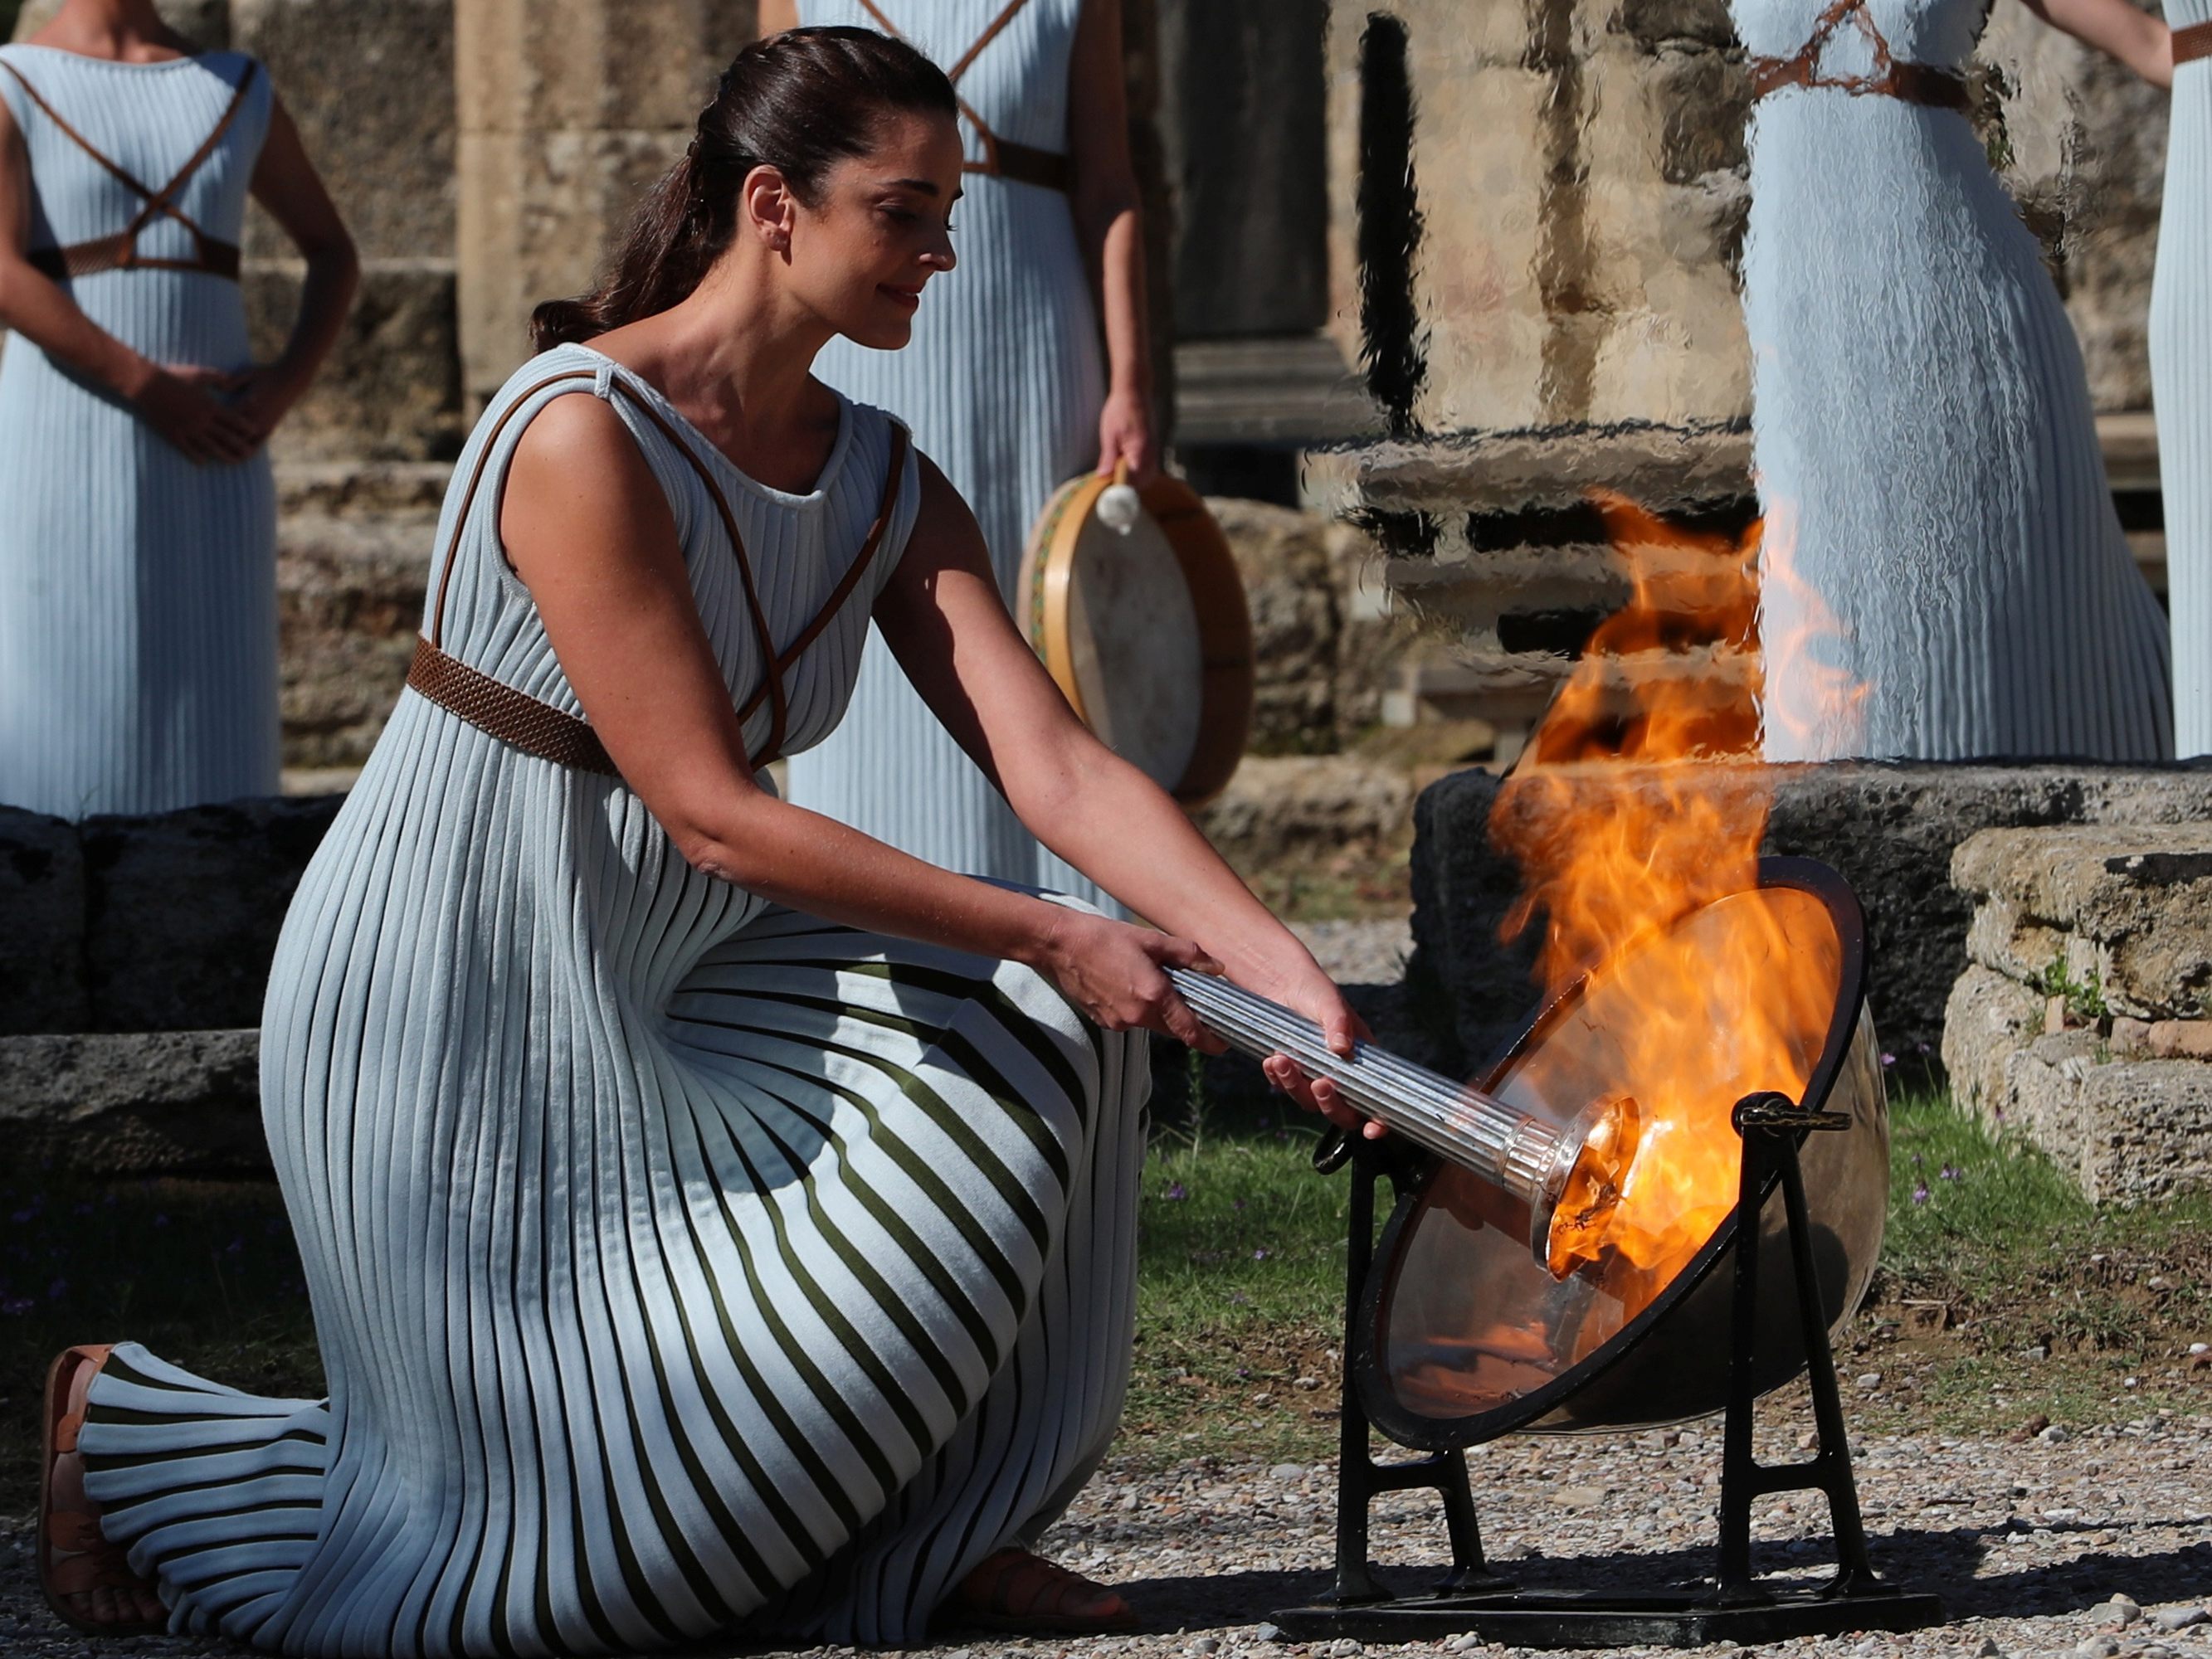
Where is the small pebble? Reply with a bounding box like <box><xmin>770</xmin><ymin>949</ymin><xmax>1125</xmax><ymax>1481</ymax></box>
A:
<box><xmin>1976</xmin><ymin>1638</ymin><xmax>2003</xmax><ymax>1657</ymax></box>
<box><xmin>1188</xmin><ymin>1638</ymin><xmax>1220</xmax><ymax>1656</ymax></box>
<box><xmin>1448</xmin><ymin>1636</ymin><xmax>1485</xmax><ymax>1653</ymax></box>
<box><xmin>1855</xmin><ymin>1371</ymin><xmax>1883</xmax><ymax>1389</ymax></box>
<box><xmin>2076</xmin><ymin>1638</ymin><xmax>2120</xmax><ymax>1658</ymax></box>
<box><xmin>1253</xmin><ymin>1624</ymin><xmax>1289</xmax><ymax>1645</ymax></box>
<box><xmin>1268</xmin><ymin>1463</ymin><xmax>1306</xmax><ymax>1482</ymax></box>
<box><xmin>2039</xmin><ymin>1423</ymin><xmax>2071</xmax><ymax>1445</ymax></box>
<box><xmin>2152</xmin><ymin>1608</ymin><xmax>2210</xmax><ymax>1632</ymax></box>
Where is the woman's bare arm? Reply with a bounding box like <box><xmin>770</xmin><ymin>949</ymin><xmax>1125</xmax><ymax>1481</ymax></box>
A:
<box><xmin>875</xmin><ymin>455</ymin><xmax>1363</xmax><ymax>1052</ymax></box>
<box><xmin>236</xmin><ymin>93</ymin><xmax>358</xmax><ymax>446</ymax></box>
<box><xmin>757</xmin><ymin>0</ymin><xmax>800</xmax><ymax>35</ymax></box>
<box><xmin>2016</xmin><ymin>0</ymin><xmax>2173</xmax><ymax>85</ymax></box>
<box><xmin>1065</xmin><ymin>0</ymin><xmax>1156</xmax><ymax>480</ymax></box>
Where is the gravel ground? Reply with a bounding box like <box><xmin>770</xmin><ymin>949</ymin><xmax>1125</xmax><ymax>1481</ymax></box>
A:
<box><xmin>7</xmin><ymin>1413</ymin><xmax>2206</xmax><ymax>1658</ymax></box>
<box><xmin>1292</xmin><ymin>919</ymin><xmax>1414</xmax><ymax>988</ymax></box>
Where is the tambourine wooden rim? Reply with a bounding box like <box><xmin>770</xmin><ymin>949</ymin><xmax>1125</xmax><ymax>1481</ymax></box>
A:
<box><xmin>1016</xmin><ymin>470</ymin><xmax>1253</xmax><ymax>810</ymax></box>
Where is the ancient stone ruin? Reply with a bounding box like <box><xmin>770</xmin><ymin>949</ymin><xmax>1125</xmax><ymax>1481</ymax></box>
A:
<box><xmin>1945</xmin><ymin>825</ymin><xmax>2212</xmax><ymax>1203</ymax></box>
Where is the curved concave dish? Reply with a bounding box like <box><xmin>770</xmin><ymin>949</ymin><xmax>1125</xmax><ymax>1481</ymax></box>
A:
<box><xmin>1359</xmin><ymin>859</ymin><xmax>1889</xmax><ymax>1449</ymax></box>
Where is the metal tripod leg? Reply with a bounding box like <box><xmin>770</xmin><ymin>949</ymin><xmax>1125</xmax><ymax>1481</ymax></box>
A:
<box><xmin>1326</xmin><ymin>1138</ymin><xmax>1508</xmax><ymax>1603</ymax></box>
<box><xmin>1717</xmin><ymin>1097</ymin><xmax>1891</xmax><ymax>1604</ymax></box>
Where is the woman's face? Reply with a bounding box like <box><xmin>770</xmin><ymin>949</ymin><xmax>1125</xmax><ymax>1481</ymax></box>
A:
<box><xmin>788</xmin><ymin>109</ymin><xmax>964</xmax><ymax>351</ymax></box>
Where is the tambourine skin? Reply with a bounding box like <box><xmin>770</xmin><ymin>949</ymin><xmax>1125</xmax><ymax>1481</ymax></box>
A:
<box><xmin>1016</xmin><ymin>472</ymin><xmax>1254</xmax><ymax>809</ymax></box>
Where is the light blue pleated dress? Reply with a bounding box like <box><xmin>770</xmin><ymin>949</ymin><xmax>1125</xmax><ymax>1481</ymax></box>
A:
<box><xmin>1737</xmin><ymin>0</ymin><xmax>2174</xmax><ymax>761</ymax></box>
<box><xmin>784</xmin><ymin>0</ymin><xmax>1119</xmax><ymax>913</ymax></box>
<box><xmin>0</xmin><ymin>46</ymin><xmax>278</xmax><ymax>817</ymax></box>
<box><xmin>74</xmin><ymin>346</ymin><xmax>1151</xmax><ymax>1655</ymax></box>
<box><xmin>2158</xmin><ymin>0</ymin><xmax>2212</xmax><ymax>754</ymax></box>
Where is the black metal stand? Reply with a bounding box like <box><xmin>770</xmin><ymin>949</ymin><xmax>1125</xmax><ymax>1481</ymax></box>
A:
<box><xmin>1272</xmin><ymin>1100</ymin><xmax>1946</xmax><ymax>1649</ymax></box>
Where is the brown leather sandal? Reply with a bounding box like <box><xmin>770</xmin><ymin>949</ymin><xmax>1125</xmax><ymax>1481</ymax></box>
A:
<box><xmin>41</xmin><ymin>1345</ymin><xmax>166</xmax><ymax>1636</ymax></box>
<box><xmin>949</xmin><ymin>1546</ymin><xmax>1142</xmax><ymax>1634</ymax></box>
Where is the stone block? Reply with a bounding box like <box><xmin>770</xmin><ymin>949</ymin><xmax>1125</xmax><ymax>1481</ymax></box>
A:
<box><xmin>1942</xmin><ymin>962</ymin><xmax>2041</xmax><ymax>1114</ymax></box>
<box><xmin>1952</xmin><ymin>824</ymin><xmax>2212</xmax><ymax>1020</ymax></box>
<box><xmin>2149</xmin><ymin>1020</ymin><xmax>2212</xmax><ymax>1061</ymax></box>
<box><xmin>250</xmin><ymin>260</ymin><xmax>464</xmax><ymax>463</ymax></box>
<box><xmin>278</xmin><ymin>512</ymin><xmax>438</xmax><ymax>768</ymax></box>
<box><xmin>1411</xmin><ymin>761</ymin><xmax>2212</xmax><ymax>1077</ymax></box>
<box><xmin>0</xmin><ymin>810</ymin><xmax>89</xmax><ymax>1034</ymax></box>
<box><xmin>2002</xmin><ymin>1043</ymin><xmax>2212</xmax><ymax>1204</ymax></box>
<box><xmin>79</xmin><ymin>796</ymin><xmax>343</xmax><ymax>1031</ymax></box>
<box><xmin>12</xmin><ymin>0</ymin><xmax>228</xmax><ymax>46</ymax></box>
<box><xmin>231</xmin><ymin>0</ymin><xmax>455</xmax><ymax>264</ymax></box>
<box><xmin>0</xmin><ymin>1030</ymin><xmax>269</xmax><ymax>1178</ymax></box>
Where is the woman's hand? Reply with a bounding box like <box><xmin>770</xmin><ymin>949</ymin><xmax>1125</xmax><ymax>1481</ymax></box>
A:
<box><xmin>1095</xmin><ymin>383</ymin><xmax>1157</xmax><ymax>485</ymax></box>
<box><xmin>124</xmin><ymin>362</ymin><xmax>259</xmax><ymax>464</ymax></box>
<box><xmin>1032</xmin><ymin>908</ymin><xmax>1226</xmax><ymax>1052</ymax></box>
<box><xmin>1255</xmin><ymin>960</ymin><xmax>1382</xmax><ymax>1141</ymax></box>
<box><xmin>228</xmin><ymin>362</ymin><xmax>308</xmax><ymax>450</ymax></box>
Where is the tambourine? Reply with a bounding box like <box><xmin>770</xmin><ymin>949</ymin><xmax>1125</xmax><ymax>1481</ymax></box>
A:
<box><xmin>1016</xmin><ymin>466</ymin><xmax>1253</xmax><ymax>809</ymax></box>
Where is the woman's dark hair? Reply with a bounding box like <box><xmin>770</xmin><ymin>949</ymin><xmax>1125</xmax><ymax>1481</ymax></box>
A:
<box><xmin>532</xmin><ymin>27</ymin><xmax>957</xmax><ymax>349</ymax></box>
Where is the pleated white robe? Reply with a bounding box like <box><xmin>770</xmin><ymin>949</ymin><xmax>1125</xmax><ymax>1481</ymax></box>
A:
<box><xmin>1737</xmin><ymin>0</ymin><xmax>2174</xmax><ymax>761</ymax></box>
<box><xmin>76</xmin><ymin>346</ymin><xmax>1151</xmax><ymax>1657</ymax></box>
<box><xmin>0</xmin><ymin>46</ymin><xmax>278</xmax><ymax>817</ymax></box>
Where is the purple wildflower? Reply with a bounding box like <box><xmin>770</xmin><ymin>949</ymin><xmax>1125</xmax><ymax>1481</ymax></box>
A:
<box><xmin>1939</xmin><ymin>1165</ymin><xmax>1963</xmax><ymax>1183</ymax></box>
<box><xmin>1163</xmin><ymin>1182</ymin><xmax>1187</xmax><ymax>1202</ymax></box>
<box><xmin>1881</xmin><ymin>1052</ymin><xmax>1898</xmax><ymax>1068</ymax></box>
<box><xmin>1912</xmin><ymin>1182</ymin><xmax>1930</xmax><ymax>1206</ymax></box>
<box><xmin>1252</xmin><ymin>1248</ymin><xmax>1271</xmax><ymax>1261</ymax></box>
<box><xmin>0</xmin><ymin>1296</ymin><xmax>33</xmax><ymax>1316</ymax></box>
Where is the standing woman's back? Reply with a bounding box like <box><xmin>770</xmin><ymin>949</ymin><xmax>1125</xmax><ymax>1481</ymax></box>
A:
<box><xmin>0</xmin><ymin>42</ymin><xmax>276</xmax><ymax>816</ymax></box>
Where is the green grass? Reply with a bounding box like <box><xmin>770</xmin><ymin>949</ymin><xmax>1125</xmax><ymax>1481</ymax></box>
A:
<box><xmin>5</xmin><ymin>1091</ymin><xmax>2208</xmax><ymax>1506</ymax></box>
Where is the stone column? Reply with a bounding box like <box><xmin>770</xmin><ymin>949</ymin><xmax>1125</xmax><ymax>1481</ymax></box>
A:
<box><xmin>453</xmin><ymin>0</ymin><xmax>756</xmax><ymax>412</ymax></box>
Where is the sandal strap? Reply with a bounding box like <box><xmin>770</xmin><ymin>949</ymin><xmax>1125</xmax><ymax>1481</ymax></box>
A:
<box><xmin>53</xmin><ymin>1410</ymin><xmax>81</xmax><ymax>1454</ymax></box>
<box><xmin>46</xmin><ymin>1509</ymin><xmax>107</xmax><ymax>1553</ymax></box>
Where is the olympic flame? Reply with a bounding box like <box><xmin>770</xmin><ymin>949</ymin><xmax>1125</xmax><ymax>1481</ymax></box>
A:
<box><xmin>1484</xmin><ymin>494</ymin><xmax>1859</xmax><ymax>1312</ymax></box>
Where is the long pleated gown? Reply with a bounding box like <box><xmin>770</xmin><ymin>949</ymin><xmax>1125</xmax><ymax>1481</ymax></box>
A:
<box><xmin>75</xmin><ymin>345</ymin><xmax>1151</xmax><ymax>1657</ymax></box>
<box><xmin>2159</xmin><ymin>1</ymin><xmax>2212</xmax><ymax>754</ymax></box>
<box><xmin>1738</xmin><ymin>0</ymin><xmax>2174</xmax><ymax>761</ymax></box>
<box><xmin>0</xmin><ymin>46</ymin><xmax>279</xmax><ymax>817</ymax></box>
<box><xmin>784</xmin><ymin>0</ymin><xmax>1118</xmax><ymax>912</ymax></box>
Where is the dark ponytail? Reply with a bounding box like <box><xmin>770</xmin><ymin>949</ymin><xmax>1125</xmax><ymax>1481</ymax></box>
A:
<box><xmin>532</xmin><ymin>27</ymin><xmax>957</xmax><ymax>349</ymax></box>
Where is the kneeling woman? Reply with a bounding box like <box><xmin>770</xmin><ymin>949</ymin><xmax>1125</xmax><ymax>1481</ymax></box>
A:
<box><xmin>39</xmin><ymin>27</ymin><xmax>1358</xmax><ymax>1655</ymax></box>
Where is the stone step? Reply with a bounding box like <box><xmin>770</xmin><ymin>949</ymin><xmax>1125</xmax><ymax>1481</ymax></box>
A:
<box><xmin>275</xmin><ymin>460</ymin><xmax>453</xmax><ymax>519</ymax></box>
<box><xmin>1953</xmin><ymin>825</ymin><xmax>2212</xmax><ymax>1021</ymax></box>
<box><xmin>0</xmin><ymin>1029</ymin><xmax>270</xmax><ymax>1179</ymax></box>
<box><xmin>1942</xmin><ymin>963</ymin><xmax>2212</xmax><ymax>1204</ymax></box>
<box><xmin>278</xmin><ymin>512</ymin><xmax>437</xmax><ymax>769</ymax></box>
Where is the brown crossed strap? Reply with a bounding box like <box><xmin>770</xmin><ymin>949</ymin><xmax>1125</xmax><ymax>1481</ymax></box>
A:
<box><xmin>851</xmin><ymin>0</ymin><xmax>1072</xmax><ymax>192</ymax></box>
<box><xmin>2177</xmin><ymin>22</ymin><xmax>2212</xmax><ymax>65</ymax></box>
<box><xmin>0</xmin><ymin>56</ymin><xmax>256</xmax><ymax>281</ymax></box>
<box><xmin>409</xmin><ymin>367</ymin><xmax>911</xmax><ymax>779</ymax></box>
<box><xmin>1747</xmin><ymin>0</ymin><xmax>1968</xmax><ymax>109</ymax></box>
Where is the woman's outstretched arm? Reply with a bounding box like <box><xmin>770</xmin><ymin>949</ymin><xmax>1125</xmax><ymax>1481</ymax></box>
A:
<box><xmin>2015</xmin><ymin>0</ymin><xmax>2173</xmax><ymax>85</ymax></box>
<box><xmin>1067</xmin><ymin>0</ymin><xmax>1155</xmax><ymax>480</ymax></box>
<box><xmin>875</xmin><ymin>454</ymin><xmax>1369</xmax><ymax>1069</ymax></box>
<box><xmin>0</xmin><ymin>96</ymin><xmax>260</xmax><ymax>460</ymax></box>
<box><xmin>236</xmin><ymin>94</ymin><xmax>358</xmax><ymax>449</ymax></box>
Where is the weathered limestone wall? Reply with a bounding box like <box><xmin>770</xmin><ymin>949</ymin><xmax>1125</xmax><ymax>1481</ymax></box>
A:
<box><xmin>1944</xmin><ymin>825</ymin><xmax>2212</xmax><ymax>1201</ymax></box>
<box><xmin>1321</xmin><ymin>0</ymin><xmax>1752</xmax><ymax>437</ymax></box>
<box><xmin>453</xmin><ymin>0</ymin><xmax>755</xmax><ymax>410</ymax></box>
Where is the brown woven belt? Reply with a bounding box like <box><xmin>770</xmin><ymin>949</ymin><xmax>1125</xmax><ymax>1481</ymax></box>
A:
<box><xmin>2178</xmin><ymin>22</ymin><xmax>2212</xmax><ymax>65</ymax></box>
<box><xmin>26</xmin><ymin>232</ymin><xmax>241</xmax><ymax>283</ymax></box>
<box><xmin>405</xmin><ymin>367</ymin><xmax>909</xmax><ymax>782</ymax></box>
<box><xmin>1749</xmin><ymin>54</ymin><xmax>1969</xmax><ymax>109</ymax></box>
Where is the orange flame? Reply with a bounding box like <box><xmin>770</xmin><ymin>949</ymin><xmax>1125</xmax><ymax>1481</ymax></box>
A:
<box><xmin>1486</xmin><ymin>495</ymin><xmax>1859</xmax><ymax>1302</ymax></box>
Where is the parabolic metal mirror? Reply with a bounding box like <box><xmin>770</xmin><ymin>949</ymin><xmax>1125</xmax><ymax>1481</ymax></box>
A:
<box><xmin>1357</xmin><ymin>857</ymin><xmax>1888</xmax><ymax>1450</ymax></box>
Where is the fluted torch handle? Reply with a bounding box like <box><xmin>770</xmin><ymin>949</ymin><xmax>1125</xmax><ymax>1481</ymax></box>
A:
<box><xmin>1164</xmin><ymin>967</ymin><xmax>1575</xmax><ymax>1213</ymax></box>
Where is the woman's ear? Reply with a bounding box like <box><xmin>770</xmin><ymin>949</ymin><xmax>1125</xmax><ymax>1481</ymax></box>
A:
<box><xmin>741</xmin><ymin>164</ymin><xmax>797</xmax><ymax>255</ymax></box>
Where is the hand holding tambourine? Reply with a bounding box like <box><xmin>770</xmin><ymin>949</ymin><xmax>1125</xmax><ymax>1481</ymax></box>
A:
<box><xmin>1016</xmin><ymin>466</ymin><xmax>1254</xmax><ymax>808</ymax></box>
